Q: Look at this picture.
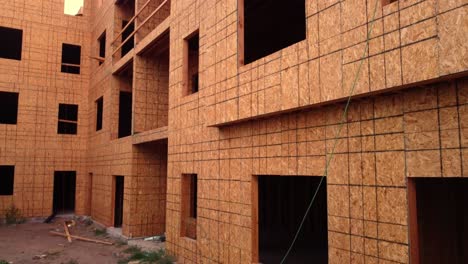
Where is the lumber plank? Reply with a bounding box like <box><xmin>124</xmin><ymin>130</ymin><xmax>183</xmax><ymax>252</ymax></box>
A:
<box><xmin>50</xmin><ymin>231</ymin><xmax>113</xmax><ymax>245</ymax></box>
<box><xmin>63</xmin><ymin>223</ymin><xmax>72</xmax><ymax>243</ymax></box>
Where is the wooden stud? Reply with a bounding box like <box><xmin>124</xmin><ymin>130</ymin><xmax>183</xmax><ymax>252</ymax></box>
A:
<box><xmin>63</xmin><ymin>222</ymin><xmax>72</xmax><ymax>243</ymax></box>
<box><xmin>50</xmin><ymin>231</ymin><xmax>113</xmax><ymax>245</ymax></box>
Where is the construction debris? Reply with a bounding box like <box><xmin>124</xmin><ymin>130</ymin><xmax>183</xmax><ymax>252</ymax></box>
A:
<box><xmin>50</xmin><ymin>231</ymin><xmax>113</xmax><ymax>245</ymax></box>
<box><xmin>32</xmin><ymin>254</ymin><xmax>47</xmax><ymax>260</ymax></box>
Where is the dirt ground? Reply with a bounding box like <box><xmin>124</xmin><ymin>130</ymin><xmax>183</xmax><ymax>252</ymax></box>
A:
<box><xmin>0</xmin><ymin>216</ymin><xmax>137</xmax><ymax>264</ymax></box>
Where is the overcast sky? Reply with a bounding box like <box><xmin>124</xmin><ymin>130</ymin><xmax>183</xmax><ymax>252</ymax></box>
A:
<box><xmin>64</xmin><ymin>0</ymin><xmax>83</xmax><ymax>15</ymax></box>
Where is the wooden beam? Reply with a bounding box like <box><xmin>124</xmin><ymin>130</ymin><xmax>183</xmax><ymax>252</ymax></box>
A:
<box><xmin>61</xmin><ymin>63</ymin><xmax>80</xmax><ymax>67</ymax></box>
<box><xmin>89</xmin><ymin>56</ymin><xmax>105</xmax><ymax>62</ymax></box>
<box><xmin>58</xmin><ymin>119</ymin><xmax>78</xmax><ymax>124</ymax></box>
<box><xmin>63</xmin><ymin>223</ymin><xmax>72</xmax><ymax>243</ymax></box>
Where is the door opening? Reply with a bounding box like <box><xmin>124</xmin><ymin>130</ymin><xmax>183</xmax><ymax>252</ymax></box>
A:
<box><xmin>409</xmin><ymin>178</ymin><xmax>468</xmax><ymax>264</ymax></box>
<box><xmin>114</xmin><ymin>176</ymin><xmax>124</xmax><ymax>227</ymax></box>
<box><xmin>53</xmin><ymin>171</ymin><xmax>76</xmax><ymax>214</ymax></box>
<box><xmin>256</xmin><ymin>175</ymin><xmax>328</xmax><ymax>263</ymax></box>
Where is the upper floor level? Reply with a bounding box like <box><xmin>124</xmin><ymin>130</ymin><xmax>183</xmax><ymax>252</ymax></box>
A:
<box><xmin>1</xmin><ymin>0</ymin><xmax>467</xmax><ymax>133</ymax></box>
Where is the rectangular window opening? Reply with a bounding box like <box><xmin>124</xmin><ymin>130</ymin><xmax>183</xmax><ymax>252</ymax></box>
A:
<box><xmin>96</xmin><ymin>97</ymin><xmax>103</xmax><ymax>131</ymax></box>
<box><xmin>64</xmin><ymin>0</ymin><xmax>84</xmax><ymax>16</ymax></box>
<box><xmin>181</xmin><ymin>173</ymin><xmax>197</xmax><ymax>239</ymax></box>
<box><xmin>0</xmin><ymin>165</ymin><xmax>15</xmax><ymax>196</ymax></box>
<box><xmin>256</xmin><ymin>176</ymin><xmax>328</xmax><ymax>263</ymax></box>
<box><xmin>98</xmin><ymin>31</ymin><xmax>106</xmax><ymax>65</ymax></box>
<box><xmin>57</xmin><ymin>103</ymin><xmax>78</xmax><ymax>134</ymax></box>
<box><xmin>409</xmin><ymin>178</ymin><xmax>468</xmax><ymax>264</ymax></box>
<box><xmin>0</xmin><ymin>26</ymin><xmax>23</xmax><ymax>61</ymax></box>
<box><xmin>118</xmin><ymin>91</ymin><xmax>132</xmax><ymax>138</ymax></box>
<box><xmin>241</xmin><ymin>0</ymin><xmax>306</xmax><ymax>64</ymax></box>
<box><xmin>61</xmin><ymin>43</ymin><xmax>81</xmax><ymax>74</ymax></box>
<box><xmin>0</xmin><ymin>91</ymin><xmax>19</xmax><ymax>124</ymax></box>
<box><xmin>184</xmin><ymin>32</ymin><xmax>199</xmax><ymax>95</ymax></box>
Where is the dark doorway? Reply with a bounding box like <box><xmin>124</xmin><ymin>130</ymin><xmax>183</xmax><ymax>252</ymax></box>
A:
<box><xmin>258</xmin><ymin>176</ymin><xmax>328</xmax><ymax>264</ymax></box>
<box><xmin>53</xmin><ymin>171</ymin><xmax>76</xmax><ymax>214</ymax></box>
<box><xmin>114</xmin><ymin>176</ymin><xmax>124</xmax><ymax>227</ymax></box>
<box><xmin>410</xmin><ymin>178</ymin><xmax>468</xmax><ymax>264</ymax></box>
<box><xmin>118</xmin><ymin>91</ymin><xmax>132</xmax><ymax>138</ymax></box>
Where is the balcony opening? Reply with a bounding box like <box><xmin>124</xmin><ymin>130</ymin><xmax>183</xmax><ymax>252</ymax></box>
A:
<box><xmin>114</xmin><ymin>0</ymin><xmax>135</xmax><ymax>59</ymax></box>
<box><xmin>133</xmin><ymin>140</ymin><xmax>168</xmax><ymax>235</ymax></box>
<box><xmin>0</xmin><ymin>26</ymin><xmax>23</xmax><ymax>61</ymax></box>
<box><xmin>134</xmin><ymin>0</ymin><xmax>171</xmax><ymax>42</ymax></box>
<box><xmin>256</xmin><ymin>176</ymin><xmax>328</xmax><ymax>263</ymax></box>
<box><xmin>409</xmin><ymin>178</ymin><xmax>468</xmax><ymax>264</ymax></box>
<box><xmin>133</xmin><ymin>31</ymin><xmax>169</xmax><ymax>132</ymax></box>
<box><xmin>61</xmin><ymin>43</ymin><xmax>81</xmax><ymax>74</ymax></box>
<box><xmin>57</xmin><ymin>103</ymin><xmax>78</xmax><ymax>134</ymax></box>
<box><xmin>121</xmin><ymin>20</ymin><xmax>135</xmax><ymax>57</ymax></box>
<box><xmin>0</xmin><ymin>91</ymin><xmax>19</xmax><ymax>124</ymax></box>
<box><xmin>240</xmin><ymin>0</ymin><xmax>306</xmax><ymax>64</ymax></box>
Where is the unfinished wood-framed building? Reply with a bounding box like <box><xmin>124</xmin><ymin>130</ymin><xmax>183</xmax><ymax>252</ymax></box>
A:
<box><xmin>0</xmin><ymin>0</ymin><xmax>467</xmax><ymax>263</ymax></box>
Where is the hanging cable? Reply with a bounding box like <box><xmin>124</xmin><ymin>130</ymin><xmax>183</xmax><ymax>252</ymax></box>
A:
<box><xmin>279</xmin><ymin>1</ymin><xmax>381</xmax><ymax>263</ymax></box>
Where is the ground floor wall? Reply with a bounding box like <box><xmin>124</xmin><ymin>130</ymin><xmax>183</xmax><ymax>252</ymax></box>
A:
<box><xmin>166</xmin><ymin>77</ymin><xmax>468</xmax><ymax>263</ymax></box>
<box><xmin>0</xmin><ymin>147</ymin><xmax>87</xmax><ymax>218</ymax></box>
<box><xmin>87</xmin><ymin>137</ymin><xmax>168</xmax><ymax>238</ymax></box>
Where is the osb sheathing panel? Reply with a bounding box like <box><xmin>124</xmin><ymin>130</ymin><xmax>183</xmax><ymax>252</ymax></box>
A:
<box><xmin>0</xmin><ymin>0</ymin><xmax>91</xmax><ymax>217</ymax></box>
<box><xmin>165</xmin><ymin>1</ymin><xmax>467</xmax><ymax>259</ymax></box>
<box><xmin>167</xmin><ymin>0</ymin><xmax>468</xmax><ymax>125</ymax></box>
<box><xmin>167</xmin><ymin>78</ymin><xmax>468</xmax><ymax>263</ymax></box>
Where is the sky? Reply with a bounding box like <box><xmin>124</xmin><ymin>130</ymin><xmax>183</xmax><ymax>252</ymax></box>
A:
<box><xmin>64</xmin><ymin>0</ymin><xmax>84</xmax><ymax>15</ymax></box>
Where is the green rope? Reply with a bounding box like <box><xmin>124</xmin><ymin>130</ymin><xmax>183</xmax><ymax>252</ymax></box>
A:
<box><xmin>279</xmin><ymin>1</ymin><xmax>380</xmax><ymax>263</ymax></box>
